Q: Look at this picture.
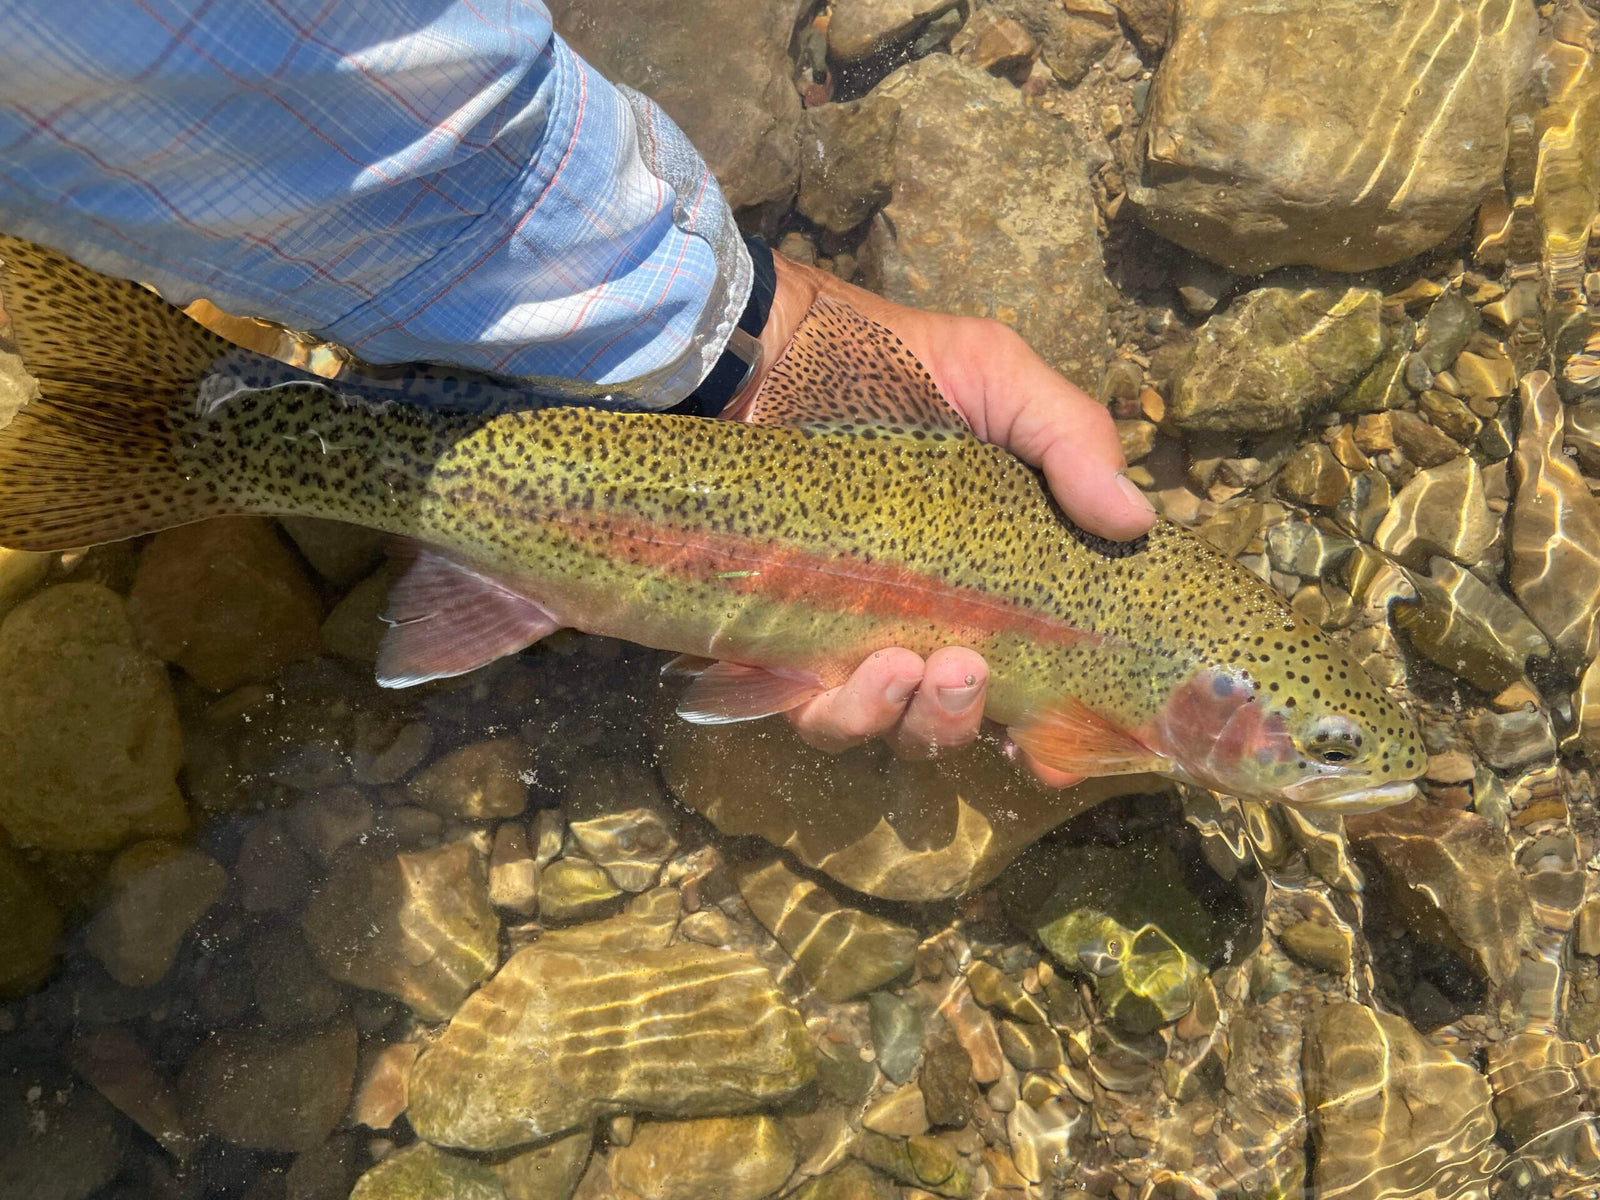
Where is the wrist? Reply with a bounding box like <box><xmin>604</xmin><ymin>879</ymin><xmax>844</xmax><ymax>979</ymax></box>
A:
<box><xmin>723</xmin><ymin>252</ymin><xmax>825</xmax><ymax>418</ymax></box>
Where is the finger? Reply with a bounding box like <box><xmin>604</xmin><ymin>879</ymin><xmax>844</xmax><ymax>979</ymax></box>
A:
<box><xmin>787</xmin><ymin>647</ymin><xmax>925</xmax><ymax>754</ymax></box>
<box><xmin>890</xmin><ymin>646</ymin><xmax>988</xmax><ymax>759</ymax></box>
<box><xmin>1004</xmin><ymin>735</ymin><xmax>1087</xmax><ymax>789</ymax></box>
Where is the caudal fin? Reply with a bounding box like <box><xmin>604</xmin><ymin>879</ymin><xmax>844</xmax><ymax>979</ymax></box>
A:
<box><xmin>0</xmin><ymin>234</ymin><xmax>240</xmax><ymax>550</ymax></box>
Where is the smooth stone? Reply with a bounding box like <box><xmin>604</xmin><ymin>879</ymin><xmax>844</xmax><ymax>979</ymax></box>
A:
<box><xmin>797</xmin><ymin>97</ymin><xmax>899</xmax><ymax>234</ymax></box>
<box><xmin>0</xmin><ymin>547</ymin><xmax>49</xmax><ymax>617</ymax></box>
<box><xmin>1418</xmin><ymin>290</ymin><xmax>1484</xmax><ymax>373</ymax></box>
<box><xmin>965</xmin><ymin>961</ymin><xmax>1046</xmax><ymax>1024</ymax></box>
<box><xmin>1454</xmin><ymin>349</ymin><xmax>1517</xmax><ymax>401</ymax></box>
<box><xmin>237</xmin><ymin>816</ymin><xmax>331</xmax><ymax>913</ymax></box>
<box><xmin>495</xmin><ymin>1130</ymin><xmax>593</xmax><ymax>1200</ymax></box>
<box><xmin>249</xmin><ymin>925</ymin><xmax>348</xmax><ymax>1030</ymax></box>
<box><xmin>128</xmin><ymin>517</ymin><xmax>323</xmax><ymax>690</ymax></box>
<box><xmin>348</xmin><ymin>1143</ymin><xmax>506</xmax><ymax>1200</ymax></box>
<box><xmin>488</xmin><ymin>821</ymin><xmax>541</xmax><ymax>916</ymax></box>
<box><xmin>537</xmin><ymin>887</ymin><xmax>680</xmax><ymax>957</ymax></box>
<box><xmin>1374</xmin><ymin>455</ymin><xmax>1497</xmax><ymax>568</ymax></box>
<box><xmin>409</xmin><ymin>738</ymin><xmax>531</xmax><ymax>820</ymax></box>
<box><xmin>1276</xmin><ymin>443</ymin><xmax>1350</xmax><ymax>508</ymax></box>
<box><xmin>828</xmin><ymin>0</ymin><xmax>960</xmax><ymax>59</ymax></box>
<box><xmin>988</xmin><ymin>0</ymin><xmax>1119</xmax><ymax>87</ymax></box>
<box><xmin>285</xmin><ymin>1132</ymin><xmax>364</xmax><ymax>1200</ymax></box>
<box><xmin>0</xmin><ymin>1078</ymin><xmax>127</xmax><ymax>1200</ymax></box>
<box><xmin>1346</xmin><ymin>803</ymin><xmax>1536</xmax><ymax>985</ymax></box>
<box><xmin>1390</xmin><ymin>557</ymin><xmax>1550</xmax><ymax>694</ymax></box>
<box><xmin>550</xmin><ymin>0</ymin><xmax>803</xmax><ymax>210</ymax></box>
<box><xmin>350</xmin><ymin>1041</ymin><xmax>421</xmax><ymax>1131</ymax></box>
<box><xmin>1265</xmin><ymin>520</ymin><xmax>1355</xmax><ymax>578</ymax></box>
<box><xmin>851</xmin><ymin>1131</ymin><xmax>973</xmax><ymax>1198</ymax></box>
<box><xmin>1485</xmin><ymin>1031</ymin><xmax>1592</xmax><ymax>1155</ymax></box>
<box><xmin>735</xmin><ymin>857</ymin><xmax>919</xmax><ymax>1002</ymax></box>
<box><xmin>1164</xmin><ymin>287</ymin><xmax>1384</xmax><ymax>433</ymax></box>
<box><xmin>950</xmin><ymin>7</ymin><xmax>1038</xmax><ymax>78</ymax></box>
<box><xmin>1465</xmin><ymin>707</ymin><xmax>1557</xmax><ymax>771</ymax></box>
<box><xmin>278</xmin><ymin>517</ymin><xmax>384</xmax><ymax>588</ymax></box>
<box><xmin>302</xmin><ymin>842</ymin><xmax>500</xmax><ymax>1021</ymax></box>
<box><xmin>659</xmin><ymin>718</ymin><xmax>1163</xmax><ymax>901</ymax></box>
<box><xmin>997</xmin><ymin>1021</ymin><xmax>1062</xmax><ymax>1072</ymax></box>
<box><xmin>178</xmin><ymin>1022</ymin><xmax>357</xmax><ymax>1152</ymax></box>
<box><xmin>863</xmin><ymin>55</ymin><xmax>1108</xmax><ymax>391</ymax></box>
<box><xmin>539</xmin><ymin>857</ymin><xmax>624</xmax><ymax>922</ymax></box>
<box><xmin>863</xmin><ymin>1084</ymin><xmax>930</xmax><ymax>1137</ymax></box>
<box><xmin>1566</xmin><ymin>398</ymin><xmax>1600</xmax><ymax>474</ymax></box>
<box><xmin>321</xmin><ymin>567</ymin><xmax>390</xmax><ymax>663</ymax></box>
<box><xmin>565</xmin><ymin>760</ymin><xmax>679</xmax><ymax>892</ymax></box>
<box><xmin>1195</xmin><ymin>500</ymin><xmax>1264</xmax><ymax>558</ymax></box>
<box><xmin>1304</xmin><ymin>1004</ymin><xmax>1503</xmax><ymax>1199</ymax></box>
<box><xmin>789</xmin><ymin>1160</ymin><xmax>897</xmax><ymax>1200</ymax></box>
<box><xmin>1006</xmin><ymin>1096</ymin><xmax>1076</xmax><ymax>1187</ymax></box>
<box><xmin>1387</xmin><ymin>411</ymin><xmax>1463</xmax><ymax>468</ymax></box>
<box><xmin>286</xmin><ymin>786</ymin><xmax>375</xmax><ymax>864</ymax></box>
<box><xmin>67</xmin><ymin>1027</ymin><xmax>195</xmax><ymax>1159</ymax></box>
<box><xmin>408</xmin><ymin>942</ymin><xmax>814</xmax><ymax>1150</ymax></box>
<box><xmin>0</xmin><ymin>583</ymin><xmax>186</xmax><ymax>851</ymax></box>
<box><xmin>1571</xmin><ymin>656</ymin><xmax>1600</xmax><ymax>759</ymax></box>
<box><xmin>1278</xmin><ymin>919</ymin><xmax>1353</xmax><ymax>977</ymax></box>
<box><xmin>0</xmin><ymin>837</ymin><xmax>61</xmax><ymax>996</ymax></box>
<box><xmin>869</xmin><ymin>991</ymin><xmax>924</xmax><ymax>1085</ymax></box>
<box><xmin>598</xmin><ymin>1116</ymin><xmax>796</xmax><ymax>1200</ymax></box>
<box><xmin>1509</xmin><ymin>372</ymin><xmax>1600</xmax><ymax>670</ymax></box>
<box><xmin>1334</xmin><ymin>469</ymin><xmax>1393</xmax><ymax>541</ymax></box>
<box><xmin>84</xmin><ymin>841</ymin><xmax>226</xmax><ymax>988</ymax></box>
<box><xmin>1130</xmin><ymin>0</ymin><xmax>1535</xmax><ymax>271</ymax></box>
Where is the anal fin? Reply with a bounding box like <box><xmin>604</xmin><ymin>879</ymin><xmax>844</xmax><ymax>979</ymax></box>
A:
<box><xmin>1009</xmin><ymin>698</ymin><xmax>1168</xmax><ymax>777</ymax></box>
<box><xmin>376</xmin><ymin>546</ymin><xmax>561</xmax><ymax>687</ymax></box>
<box><xmin>676</xmin><ymin>661</ymin><xmax>824</xmax><ymax>724</ymax></box>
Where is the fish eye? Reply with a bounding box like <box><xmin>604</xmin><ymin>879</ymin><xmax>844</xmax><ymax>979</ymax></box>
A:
<box><xmin>1303</xmin><ymin>716</ymin><xmax>1365</xmax><ymax>765</ymax></box>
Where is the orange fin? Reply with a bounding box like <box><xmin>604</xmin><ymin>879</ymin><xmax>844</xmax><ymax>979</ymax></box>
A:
<box><xmin>676</xmin><ymin>661</ymin><xmax>825</xmax><ymax>724</ymax></box>
<box><xmin>376</xmin><ymin>546</ymin><xmax>561</xmax><ymax>687</ymax></box>
<box><xmin>741</xmin><ymin>296</ymin><xmax>968</xmax><ymax>435</ymax></box>
<box><xmin>1009</xmin><ymin>699</ymin><xmax>1168</xmax><ymax>777</ymax></box>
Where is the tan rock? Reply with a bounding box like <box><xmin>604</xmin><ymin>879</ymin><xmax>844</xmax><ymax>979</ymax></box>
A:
<box><xmin>989</xmin><ymin>0</ymin><xmax>1115</xmax><ymax>86</ymax></box>
<box><xmin>950</xmin><ymin>7</ymin><xmax>1037</xmax><ymax>77</ymax></box>
<box><xmin>409</xmin><ymin>737</ymin><xmax>531</xmax><ymax>819</ymax></box>
<box><xmin>735</xmin><ymin>857</ymin><xmax>919</xmax><ymax>1002</ymax></box>
<box><xmin>349</xmin><ymin>1142</ymin><xmax>506</xmax><ymax>1200</ymax></box>
<box><xmin>0</xmin><ymin>547</ymin><xmax>48</xmax><ymax>617</ymax></box>
<box><xmin>0</xmin><ymin>838</ymin><xmax>60</xmax><ymax>996</ymax></box>
<box><xmin>1131</xmin><ymin>0</ymin><xmax>1536</xmax><ymax>271</ymax></box>
<box><xmin>1388</xmin><ymin>410</ymin><xmax>1464</xmax><ymax>468</ymax></box>
<box><xmin>349</xmin><ymin>1041</ymin><xmax>420</xmax><ymax>1131</ymax></box>
<box><xmin>797</xmin><ymin>97</ymin><xmax>899</xmax><ymax>235</ymax></box>
<box><xmin>68</xmin><ymin>1027</ymin><xmax>196</xmax><ymax>1159</ymax></box>
<box><xmin>302</xmin><ymin>841</ymin><xmax>500</xmax><ymax>1021</ymax></box>
<box><xmin>1389</xmin><ymin>557</ymin><xmax>1549</xmax><ymax>695</ymax></box>
<box><xmin>1353</xmin><ymin>413</ymin><xmax>1395</xmax><ymax>455</ymax></box>
<box><xmin>1276</xmin><ymin>443</ymin><xmax>1350</xmax><ymax>508</ymax></box>
<box><xmin>539</xmin><ymin>857</ymin><xmax>623</xmax><ymax>922</ymax></box>
<box><xmin>278</xmin><ymin>516</ymin><xmax>383</xmax><ymax>588</ymax></box>
<box><xmin>1304</xmin><ymin>1003</ymin><xmax>1503</xmax><ymax>1198</ymax></box>
<box><xmin>828</xmin><ymin>0</ymin><xmax>960</xmax><ymax>59</ymax></box>
<box><xmin>320</xmin><ymin>567</ymin><xmax>390</xmax><ymax>663</ymax></box>
<box><xmin>864</xmin><ymin>1083</ymin><xmax>930</xmax><ymax>1137</ymax></box>
<box><xmin>408</xmin><ymin>943</ymin><xmax>814</xmax><ymax>1150</ymax></box>
<box><xmin>0</xmin><ymin>583</ymin><xmax>186</xmax><ymax>850</ymax></box>
<box><xmin>1374</xmin><ymin>455</ymin><xmax>1497</xmax><ymax>567</ymax></box>
<box><xmin>599</xmin><ymin>1116</ymin><xmax>797</xmax><ymax>1200</ymax></box>
<box><xmin>178</xmin><ymin>1022</ymin><xmax>357</xmax><ymax>1152</ymax></box>
<box><xmin>488</xmin><ymin>821</ymin><xmax>540</xmax><ymax>916</ymax></box>
<box><xmin>495</xmin><ymin>1130</ymin><xmax>593</xmax><ymax>1200</ymax></box>
<box><xmin>84</xmin><ymin>841</ymin><xmax>226</xmax><ymax>988</ymax></box>
<box><xmin>566</xmin><ymin>760</ymin><xmax>679</xmax><ymax>892</ymax></box>
<box><xmin>128</xmin><ymin>517</ymin><xmax>323</xmax><ymax>690</ymax></box>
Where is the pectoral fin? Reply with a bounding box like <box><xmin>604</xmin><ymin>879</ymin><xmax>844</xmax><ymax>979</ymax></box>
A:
<box><xmin>676</xmin><ymin>661</ymin><xmax>825</xmax><ymax>724</ymax></box>
<box><xmin>376</xmin><ymin>545</ymin><xmax>561</xmax><ymax>687</ymax></box>
<box><xmin>1009</xmin><ymin>699</ymin><xmax>1168</xmax><ymax>777</ymax></box>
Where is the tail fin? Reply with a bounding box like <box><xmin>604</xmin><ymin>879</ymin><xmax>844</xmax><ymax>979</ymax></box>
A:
<box><xmin>0</xmin><ymin>234</ymin><xmax>240</xmax><ymax>550</ymax></box>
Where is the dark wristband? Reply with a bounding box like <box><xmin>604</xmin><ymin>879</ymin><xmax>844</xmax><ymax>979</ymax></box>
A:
<box><xmin>675</xmin><ymin>234</ymin><xmax>776</xmax><ymax>417</ymax></box>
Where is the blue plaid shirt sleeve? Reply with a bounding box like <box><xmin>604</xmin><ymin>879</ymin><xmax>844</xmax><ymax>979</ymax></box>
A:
<box><xmin>0</xmin><ymin>1</ymin><xmax>751</xmax><ymax>407</ymax></box>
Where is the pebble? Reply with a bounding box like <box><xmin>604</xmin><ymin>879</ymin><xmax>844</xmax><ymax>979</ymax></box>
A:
<box><xmin>67</xmin><ymin>1026</ymin><xmax>195</xmax><ymax>1159</ymax></box>
<box><xmin>1374</xmin><ymin>455</ymin><xmax>1497</xmax><ymax>567</ymax></box>
<box><xmin>249</xmin><ymin>924</ymin><xmax>347</xmax><ymax>1030</ymax></box>
<box><xmin>0</xmin><ymin>583</ymin><xmax>187</xmax><ymax>851</ymax></box>
<box><xmin>596</xmin><ymin>1115</ymin><xmax>797</xmax><ymax>1200</ymax></box>
<box><xmin>488</xmin><ymin>821</ymin><xmax>540</xmax><ymax>915</ymax></box>
<box><xmin>348</xmin><ymin>1142</ymin><xmax>505</xmax><ymax>1200</ymax></box>
<box><xmin>1418</xmin><ymin>289</ymin><xmax>1484</xmax><ymax>373</ymax></box>
<box><xmin>278</xmin><ymin>517</ymin><xmax>384</xmax><ymax>588</ymax></box>
<box><xmin>950</xmin><ymin>7</ymin><xmax>1037</xmax><ymax>77</ymax></box>
<box><xmin>851</xmin><ymin>1130</ymin><xmax>973</xmax><ymax>1197</ymax></box>
<box><xmin>349</xmin><ymin>1041</ymin><xmax>420</xmax><ymax>1131</ymax></box>
<box><xmin>1417</xmin><ymin>388</ymin><xmax>1482</xmax><ymax>444</ymax></box>
<box><xmin>567</xmin><ymin>761</ymin><xmax>679</xmax><ymax>892</ymax></box>
<box><xmin>1278</xmin><ymin>919</ymin><xmax>1354</xmax><ymax>976</ymax></box>
<box><xmin>796</xmin><ymin>96</ymin><xmax>899</xmax><ymax>235</ymax></box>
<box><xmin>178</xmin><ymin>1021</ymin><xmax>357</xmax><ymax>1152</ymax></box>
<box><xmin>539</xmin><ymin>857</ymin><xmax>624</xmax><ymax>922</ymax></box>
<box><xmin>1465</xmin><ymin>707</ymin><xmax>1558</xmax><ymax>771</ymax></box>
<box><xmin>919</xmin><ymin>1024</ymin><xmax>979</xmax><ymax>1127</ymax></box>
<box><xmin>869</xmin><ymin>991</ymin><xmax>924</xmax><ymax>1085</ymax></box>
<box><xmin>789</xmin><ymin>1161</ymin><xmax>897</xmax><ymax>1200</ymax></box>
<box><xmin>1387</xmin><ymin>410</ymin><xmax>1462</xmax><ymax>468</ymax></box>
<box><xmin>1276</xmin><ymin>443</ymin><xmax>1350</xmax><ymax>507</ymax></box>
<box><xmin>408</xmin><ymin>737</ymin><xmax>531</xmax><ymax>820</ymax></box>
<box><xmin>84</xmin><ymin>840</ymin><xmax>226</xmax><ymax>988</ymax></box>
<box><xmin>1334</xmin><ymin>469</ymin><xmax>1392</xmax><ymax>541</ymax></box>
<box><xmin>863</xmin><ymin>1083</ymin><xmax>930</xmax><ymax>1136</ymax></box>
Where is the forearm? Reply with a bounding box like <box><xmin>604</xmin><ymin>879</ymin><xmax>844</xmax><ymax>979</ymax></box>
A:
<box><xmin>0</xmin><ymin>1</ymin><xmax>748</xmax><ymax>405</ymax></box>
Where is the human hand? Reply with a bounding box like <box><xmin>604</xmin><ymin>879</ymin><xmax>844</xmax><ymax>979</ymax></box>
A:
<box><xmin>722</xmin><ymin>253</ymin><xmax>1155</xmax><ymax>784</ymax></box>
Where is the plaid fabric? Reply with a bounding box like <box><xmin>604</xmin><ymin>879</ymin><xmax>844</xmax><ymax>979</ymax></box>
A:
<box><xmin>0</xmin><ymin>0</ymin><xmax>750</xmax><ymax>407</ymax></box>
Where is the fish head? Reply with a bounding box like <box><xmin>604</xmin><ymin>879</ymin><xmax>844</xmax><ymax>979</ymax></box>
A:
<box><xmin>1146</xmin><ymin>615</ymin><xmax>1425</xmax><ymax>813</ymax></box>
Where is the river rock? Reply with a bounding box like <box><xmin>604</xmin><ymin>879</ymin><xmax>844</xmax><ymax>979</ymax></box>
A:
<box><xmin>869</xmin><ymin>992</ymin><xmax>924</xmax><ymax>1085</ymax></box>
<box><xmin>67</xmin><ymin>1026</ymin><xmax>195</xmax><ymax>1159</ymax></box>
<box><xmin>735</xmin><ymin>858</ymin><xmax>918</xmax><ymax>1001</ymax></box>
<box><xmin>348</xmin><ymin>1142</ymin><xmax>506</xmax><ymax>1200</ymax></box>
<box><xmin>0</xmin><ymin>546</ymin><xmax>48</xmax><ymax>617</ymax></box>
<box><xmin>0</xmin><ymin>582</ymin><xmax>187</xmax><ymax>851</ymax></box>
<box><xmin>178</xmin><ymin>1022</ymin><xmax>357</xmax><ymax>1152</ymax></box>
<box><xmin>1303</xmin><ymin>1003</ymin><xmax>1503</xmax><ymax>1199</ymax></box>
<box><xmin>302</xmin><ymin>841</ymin><xmax>500</xmax><ymax>1021</ymax></box>
<box><xmin>1389</xmin><ymin>410</ymin><xmax>1465</xmax><ymax>468</ymax></box>
<box><xmin>862</xmin><ymin>54</ymin><xmax>1110</xmax><ymax>391</ymax></box>
<box><xmin>1277</xmin><ymin>443</ymin><xmax>1350</xmax><ymax>508</ymax></box>
<box><xmin>1390</xmin><ymin>558</ymin><xmax>1550</xmax><ymax>694</ymax></box>
<box><xmin>566</xmin><ymin>760</ymin><xmax>679</xmax><ymax>892</ymax></box>
<box><xmin>790</xmin><ymin>1161</ymin><xmax>898</xmax><ymax>1200</ymax></box>
<box><xmin>1509</xmin><ymin>372</ymin><xmax>1600</xmax><ymax>671</ymax></box>
<box><xmin>408</xmin><ymin>942</ymin><xmax>814</xmax><ymax>1150</ymax></box>
<box><xmin>550</xmin><ymin>0</ymin><xmax>804</xmax><ymax>211</ymax></box>
<box><xmin>1485</xmin><ymin>1031</ymin><xmax>1596</xmax><ymax>1159</ymax></box>
<box><xmin>278</xmin><ymin>517</ymin><xmax>384</xmax><ymax>588</ymax></box>
<box><xmin>539</xmin><ymin>857</ymin><xmax>624</xmax><ymax>922</ymax></box>
<box><xmin>592</xmin><ymin>1115</ymin><xmax>797</xmax><ymax>1200</ymax></box>
<box><xmin>408</xmin><ymin>737</ymin><xmax>531</xmax><ymax>820</ymax></box>
<box><xmin>1465</xmin><ymin>707</ymin><xmax>1558</xmax><ymax>771</ymax></box>
<box><xmin>0</xmin><ymin>1078</ymin><xmax>127</xmax><ymax>1200</ymax></box>
<box><xmin>797</xmin><ymin>98</ymin><xmax>899</xmax><ymax>235</ymax></box>
<box><xmin>988</xmin><ymin>0</ymin><xmax>1119</xmax><ymax>88</ymax></box>
<box><xmin>1164</xmin><ymin>287</ymin><xmax>1384</xmax><ymax>434</ymax></box>
<box><xmin>0</xmin><ymin>837</ymin><xmax>60</xmax><ymax>996</ymax></box>
<box><xmin>1346</xmin><ymin>802</ymin><xmax>1535</xmax><ymax>985</ymax></box>
<box><xmin>496</xmin><ymin>1131</ymin><xmax>593</xmax><ymax>1200</ymax></box>
<box><xmin>659</xmin><ymin>718</ymin><xmax>1164</xmax><ymax>901</ymax></box>
<box><xmin>128</xmin><ymin>517</ymin><xmax>324</xmax><ymax>691</ymax></box>
<box><xmin>827</xmin><ymin>0</ymin><xmax>960</xmax><ymax>60</ymax></box>
<box><xmin>1130</xmin><ymin>0</ymin><xmax>1537</xmax><ymax>271</ymax></box>
<box><xmin>1374</xmin><ymin>455</ymin><xmax>1497</xmax><ymax>568</ymax></box>
<box><xmin>84</xmin><ymin>840</ymin><xmax>227</xmax><ymax>988</ymax></box>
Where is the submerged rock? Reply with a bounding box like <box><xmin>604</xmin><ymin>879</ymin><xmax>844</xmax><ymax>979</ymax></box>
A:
<box><xmin>1390</xmin><ymin>557</ymin><xmax>1550</xmax><ymax>695</ymax></box>
<box><xmin>797</xmin><ymin>97</ymin><xmax>900</xmax><ymax>235</ymax></box>
<box><xmin>178</xmin><ymin>1021</ymin><xmax>357</xmax><ymax>1152</ymax></box>
<box><xmin>593</xmin><ymin>1115</ymin><xmax>797</xmax><ymax>1200</ymax></box>
<box><xmin>408</xmin><ymin>737</ymin><xmax>531</xmax><ymax>820</ymax></box>
<box><xmin>302</xmin><ymin>841</ymin><xmax>500</xmax><ymax>1021</ymax></box>
<box><xmin>1130</xmin><ymin>0</ymin><xmax>1536</xmax><ymax>271</ymax></box>
<box><xmin>0</xmin><ymin>582</ymin><xmax>186</xmax><ymax>851</ymax></box>
<box><xmin>1164</xmin><ymin>287</ymin><xmax>1384</xmax><ymax>433</ymax></box>
<box><xmin>348</xmin><ymin>1142</ymin><xmax>505</xmax><ymax>1200</ymax></box>
<box><xmin>863</xmin><ymin>55</ymin><xmax>1109</xmax><ymax>390</ymax></box>
<box><xmin>408</xmin><ymin>942</ymin><xmax>814</xmax><ymax>1150</ymax></box>
<box><xmin>1374</xmin><ymin>455</ymin><xmax>1498</xmax><ymax>568</ymax></box>
<box><xmin>735</xmin><ymin>857</ymin><xmax>918</xmax><ymax>1002</ymax></box>
<box><xmin>84</xmin><ymin>840</ymin><xmax>226</xmax><ymax>988</ymax></box>
<box><xmin>0</xmin><ymin>838</ymin><xmax>60</xmax><ymax>996</ymax></box>
<box><xmin>0</xmin><ymin>1078</ymin><xmax>127</xmax><ymax>1200</ymax></box>
<box><xmin>128</xmin><ymin>517</ymin><xmax>324</xmax><ymax>691</ymax></box>
<box><xmin>1509</xmin><ymin>372</ymin><xmax>1600</xmax><ymax>670</ymax></box>
<box><xmin>1304</xmin><ymin>1003</ymin><xmax>1503</xmax><ymax>1199</ymax></box>
<box><xmin>827</xmin><ymin>0</ymin><xmax>960</xmax><ymax>60</ymax></box>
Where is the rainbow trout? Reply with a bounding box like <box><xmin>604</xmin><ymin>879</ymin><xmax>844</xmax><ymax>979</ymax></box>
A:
<box><xmin>0</xmin><ymin>235</ymin><xmax>1423</xmax><ymax>810</ymax></box>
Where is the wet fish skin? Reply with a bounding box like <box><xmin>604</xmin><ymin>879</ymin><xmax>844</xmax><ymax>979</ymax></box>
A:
<box><xmin>0</xmin><ymin>233</ymin><xmax>1426</xmax><ymax>809</ymax></box>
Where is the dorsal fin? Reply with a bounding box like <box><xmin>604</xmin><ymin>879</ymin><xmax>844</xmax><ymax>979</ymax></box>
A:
<box><xmin>741</xmin><ymin>296</ymin><xmax>969</xmax><ymax>436</ymax></box>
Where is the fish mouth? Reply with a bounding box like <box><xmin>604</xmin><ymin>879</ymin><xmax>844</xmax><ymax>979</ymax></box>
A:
<box><xmin>1280</xmin><ymin>778</ymin><xmax>1420</xmax><ymax>814</ymax></box>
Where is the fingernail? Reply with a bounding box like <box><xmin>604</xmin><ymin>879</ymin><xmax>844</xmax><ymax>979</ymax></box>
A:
<box><xmin>938</xmin><ymin>681</ymin><xmax>982</xmax><ymax>713</ymax></box>
<box><xmin>1116</xmin><ymin>472</ymin><xmax>1155</xmax><ymax>514</ymax></box>
<box><xmin>885</xmin><ymin>677</ymin><xmax>919</xmax><ymax>707</ymax></box>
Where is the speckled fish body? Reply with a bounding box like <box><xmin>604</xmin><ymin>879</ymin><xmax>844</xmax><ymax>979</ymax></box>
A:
<box><xmin>0</xmin><ymin>234</ymin><xmax>1425</xmax><ymax>809</ymax></box>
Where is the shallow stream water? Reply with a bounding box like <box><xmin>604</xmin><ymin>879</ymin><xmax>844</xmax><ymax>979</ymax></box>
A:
<box><xmin>3</xmin><ymin>2</ymin><xmax>1600</xmax><ymax>1199</ymax></box>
